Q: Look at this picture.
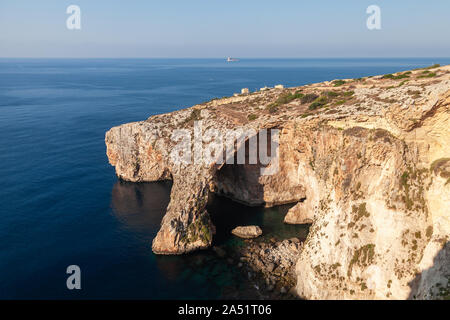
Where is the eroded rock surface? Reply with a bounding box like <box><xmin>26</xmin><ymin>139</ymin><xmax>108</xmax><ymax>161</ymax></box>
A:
<box><xmin>106</xmin><ymin>65</ymin><xmax>450</xmax><ymax>299</ymax></box>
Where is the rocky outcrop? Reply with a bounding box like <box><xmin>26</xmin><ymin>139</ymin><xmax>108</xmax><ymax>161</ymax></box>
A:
<box><xmin>239</xmin><ymin>238</ymin><xmax>303</xmax><ymax>298</ymax></box>
<box><xmin>231</xmin><ymin>226</ymin><xmax>263</xmax><ymax>239</ymax></box>
<box><xmin>106</xmin><ymin>64</ymin><xmax>450</xmax><ymax>299</ymax></box>
<box><xmin>284</xmin><ymin>201</ymin><xmax>314</xmax><ymax>224</ymax></box>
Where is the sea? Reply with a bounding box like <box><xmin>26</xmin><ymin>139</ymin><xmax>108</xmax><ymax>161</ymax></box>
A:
<box><xmin>1</xmin><ymin>58</ymin><xmax>449</xmax><ymax>299</ymax></box>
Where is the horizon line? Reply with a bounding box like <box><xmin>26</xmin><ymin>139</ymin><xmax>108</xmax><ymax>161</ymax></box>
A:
<box><xmin>0</xmin><ymin>56</ymin><xmax>449</xmax><ymax>60</ymax></box>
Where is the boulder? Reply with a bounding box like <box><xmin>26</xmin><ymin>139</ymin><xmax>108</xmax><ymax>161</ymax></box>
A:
<box><xmin>231</xmin><ymin>225</ymin><xmax>263</xmax><ymax>239</ymax></box>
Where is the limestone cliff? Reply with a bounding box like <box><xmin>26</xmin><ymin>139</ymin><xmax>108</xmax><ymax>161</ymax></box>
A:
<box><xmin>106</xmin><ymin>65</ymin><xmax>450</xmax><ymax>299</ymax></box>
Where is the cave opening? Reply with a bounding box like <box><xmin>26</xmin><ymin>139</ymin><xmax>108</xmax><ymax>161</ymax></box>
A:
<box><xmin>208</xmin><ymin>129</ymin><xmax>309</xmax><ymax>247</ymax></box>
<box><xmin>207</xmin><ymin>193</ymin><xmax>310</xmax><ymax>247</ymax></box>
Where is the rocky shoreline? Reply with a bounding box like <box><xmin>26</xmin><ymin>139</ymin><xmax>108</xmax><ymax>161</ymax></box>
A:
<box><xmin>212</xmin><ymin>236</ymin><xmax>304</xmax><ymax>300</ymax></box>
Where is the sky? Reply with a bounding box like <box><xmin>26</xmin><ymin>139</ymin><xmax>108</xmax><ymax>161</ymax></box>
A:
<box><xmin>0</xmin><ymin>0</ymin><xmax>449</xmax><ymax>58</ymax></box>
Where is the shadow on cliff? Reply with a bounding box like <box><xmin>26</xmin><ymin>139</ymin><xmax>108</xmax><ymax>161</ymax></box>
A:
<box><xmin>214</xmin><ymin>129</ymin><xmax>279</xmax><ymax>206</ymax></box>
<box><xmin>407</xmin><ymin>241</ymin><xmax>449</xmax><ymax>300</ymax></box>
<box><xmin>207</xmin><ymin>194</ymin><xmax>309</xmax><ymax>246</ymax></box>
<box><xmin>207</xmin><ymin>193</ymin><xmax>265</xmax><ymax>245</ymax></box>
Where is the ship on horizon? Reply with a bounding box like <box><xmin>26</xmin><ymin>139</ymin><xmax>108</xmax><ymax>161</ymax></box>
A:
<box><xmin>227</xmin><ymin>57</ymin><xmax>239</xmax><ymax>62</ymax></box>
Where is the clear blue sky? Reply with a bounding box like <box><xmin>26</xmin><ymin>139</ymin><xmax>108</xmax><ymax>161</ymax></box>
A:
<box><xmin>1</xmin><ymin>0</ymin><xmax>449</xmax><ymax>58</ymax></box>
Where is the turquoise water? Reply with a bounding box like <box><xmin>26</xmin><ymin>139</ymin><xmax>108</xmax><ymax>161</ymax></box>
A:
<box><xmin>1</xmin><ymin>58</ymin><xmax>449</xmax><ymax>299</ymax></box>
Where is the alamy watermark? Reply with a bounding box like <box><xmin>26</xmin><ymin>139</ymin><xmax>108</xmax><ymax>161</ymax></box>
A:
<box><xmin>64</xmin><ymin>5</ymin><xmax>382</xmax><ymax>31</ymax></box>
<box><xmin>66</xmin><ymin>265</ymin><xmax>81</xmax><ymax>290</ymax></box>
<box><xmin>66</xmin><ymin>5</ymin><xmax>81</xmax><ymax>30</ymax></box>
<box><xmin>169</xmin><ymin>121</ymin><xmax>279</xmax><ymax>176</ymax></box>
<box><xmin>366</xmin><ymin>5</ymin><xmax>381</xmax><ymax>30</ymax></box>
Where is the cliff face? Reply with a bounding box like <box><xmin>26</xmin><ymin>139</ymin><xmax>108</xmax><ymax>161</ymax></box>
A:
<box><xmin>106</xmin><ymin>65</ymin><xmax>450</xmax><ymax>299</ymax></box>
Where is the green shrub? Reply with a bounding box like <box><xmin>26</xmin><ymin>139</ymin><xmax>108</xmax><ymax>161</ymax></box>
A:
<box><xmin>309</xmin><ymin>96</ymin><xmax>328</xmax><ymax>110</ymax></box>
<box><xmin>266</xmin><ymin>103</ymin><xmax>278</xmax><ymax>113</ymax></box>
<box><xmin>183</xmin><ymin>108</ymin><xmax>202</xmax><ymax>124</ymax></box>
<box><xmin>332</xmin><ymin>80</ymin><xmax>346</xmax><ymax>87</ymax></box>
<box><xmin>414</xmin><ymin>64</ymin><xmax>440</xmax><ymax>71</ymax></box>
<box><xmin>343</xmin><ymin>91</ymin><xmax>354</xmax><ymax>97</ymax></box>
<box><xmin>247</xmin><ymin>114</ymin><xmax>258</xmax><ymax>121</ymax></box>
<box><xmin>401</xmin><ymin>171</ymin><xmax>410</xmax><ymax>189</ymax></box>
<box><xmin>280</xmin><ymin>91</ymin><xmax>304</xmax><ymax>103</ymax></box>
<box><xmin>423</xmin><ymin>64</ymin><xmax>440</xmax><ymax>69</ymax></box>
<box><xmin>325</xmin><ymin>91</ymin><xmax>339</xmax><ymax>98</ymax></box>
<box><xmin>347</xmin><ymin>244</ymin><xmax>375</xmax><ymax>276</ymax></box>
<box><xmin>418</xmin><ymin>72</ymin><xmax>437</xmax><ymax>79</ymax></box>
<box><xmin>301</xmin><ymin>93</ymin><xmax>319</xmax><ymax>104</ymax></box>
<box><xmin>267</xmin><ymin>91</ymin><xmax>304</xmax><ymax>111</ymax></box>
<box><xmin>383</xmin><ymin>73</ymin><xmax>410</xmax><ymax>80</ymax></box>
<box><xmin>394</xmin><ymin>73</ymin><xmax>410</xmax><ymax>79</ymax></box>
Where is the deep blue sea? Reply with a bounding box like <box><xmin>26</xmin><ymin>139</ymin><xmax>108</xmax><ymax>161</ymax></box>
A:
<box><xmin>1</xmin><ymin>58</ymin><xmax>449</xmax><ymax>299</ymax></box>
